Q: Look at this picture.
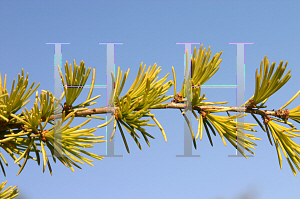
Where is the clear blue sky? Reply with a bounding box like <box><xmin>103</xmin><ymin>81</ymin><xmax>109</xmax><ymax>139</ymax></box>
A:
<box><xmin>1</xmin><ymin>1</ymin><xmax>300</xmax><ymax>199</ymax></box>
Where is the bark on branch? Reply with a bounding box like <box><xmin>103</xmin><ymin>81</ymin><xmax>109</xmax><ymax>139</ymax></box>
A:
<box><xmin>0</xmin><ymin>102</ymin><xmax>278</xmax><ymax>132</ymax></box>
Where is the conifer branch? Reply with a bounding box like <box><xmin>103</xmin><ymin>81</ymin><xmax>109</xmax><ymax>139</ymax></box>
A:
<box><xmin>0</xmin><ymin>103</ymin><xmax>280</xmax><ymax>132</ymax></box>
<box><xmin>1</xmin><ymin>44</ymin><xmax>300</xmax><ymax>182</ymax></box>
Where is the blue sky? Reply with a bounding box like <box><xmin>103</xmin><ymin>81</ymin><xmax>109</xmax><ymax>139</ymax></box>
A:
<box><xmin>1</xmin><ymin>1</ymin><xmax>300</xmax><ymax>198</ymax></box>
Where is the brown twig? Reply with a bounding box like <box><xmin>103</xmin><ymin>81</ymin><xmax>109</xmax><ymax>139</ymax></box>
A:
<box><xmin>171</xmin><ymin>93</ymin><xmax>183</xmax><ymax>103</ymax></box>
<box><xmin>41</xmin><ymin>130</ymin><xmax>49</xmax><ymax>141</ymax></box>
<box><xmin>245</xmin><ymin>99</ymin><xmax>257</xmax><ymax>109</ymax></box>
<box><xmin>274</xmin><ymin>109</ymin><xmax>289</xmax><ymax>120</ymax></box>
<box><xmin>0</xmin><ymin>103</ymin><xmax>279</xmax><ymax>132</ymax></box>
<box><xmin>262</xmin><ymin>114</ymin><xmax>273</xmax><ymax>146</ymax></box>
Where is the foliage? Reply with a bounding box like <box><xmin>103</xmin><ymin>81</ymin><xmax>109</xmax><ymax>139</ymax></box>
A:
<box><xmin>0</xmin><ymin>181</ymin><xmax>18</xmax><ymax>199</ymax></box>
<box><xmin>1</xmin><ymin>44</ymin><xmax>300</xmax><ymax>196</ymax></box>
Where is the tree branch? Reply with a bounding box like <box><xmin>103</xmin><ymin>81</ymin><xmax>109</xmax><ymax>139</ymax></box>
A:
<box><xmin>0</xmin><ymin>102</ymin><xmax>278</xmax><ymax>132</ymax></box>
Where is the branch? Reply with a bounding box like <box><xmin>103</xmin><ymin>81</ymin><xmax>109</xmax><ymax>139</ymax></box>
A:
<box><xmin>1</xmin><ymin>44</ymin><xmax>299</xmax><ymax>178</ymax></box>
<box><xmin>0</xmin><ymin>102</ymin><xmax>279</xmax><ymax>132</ymax></box>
